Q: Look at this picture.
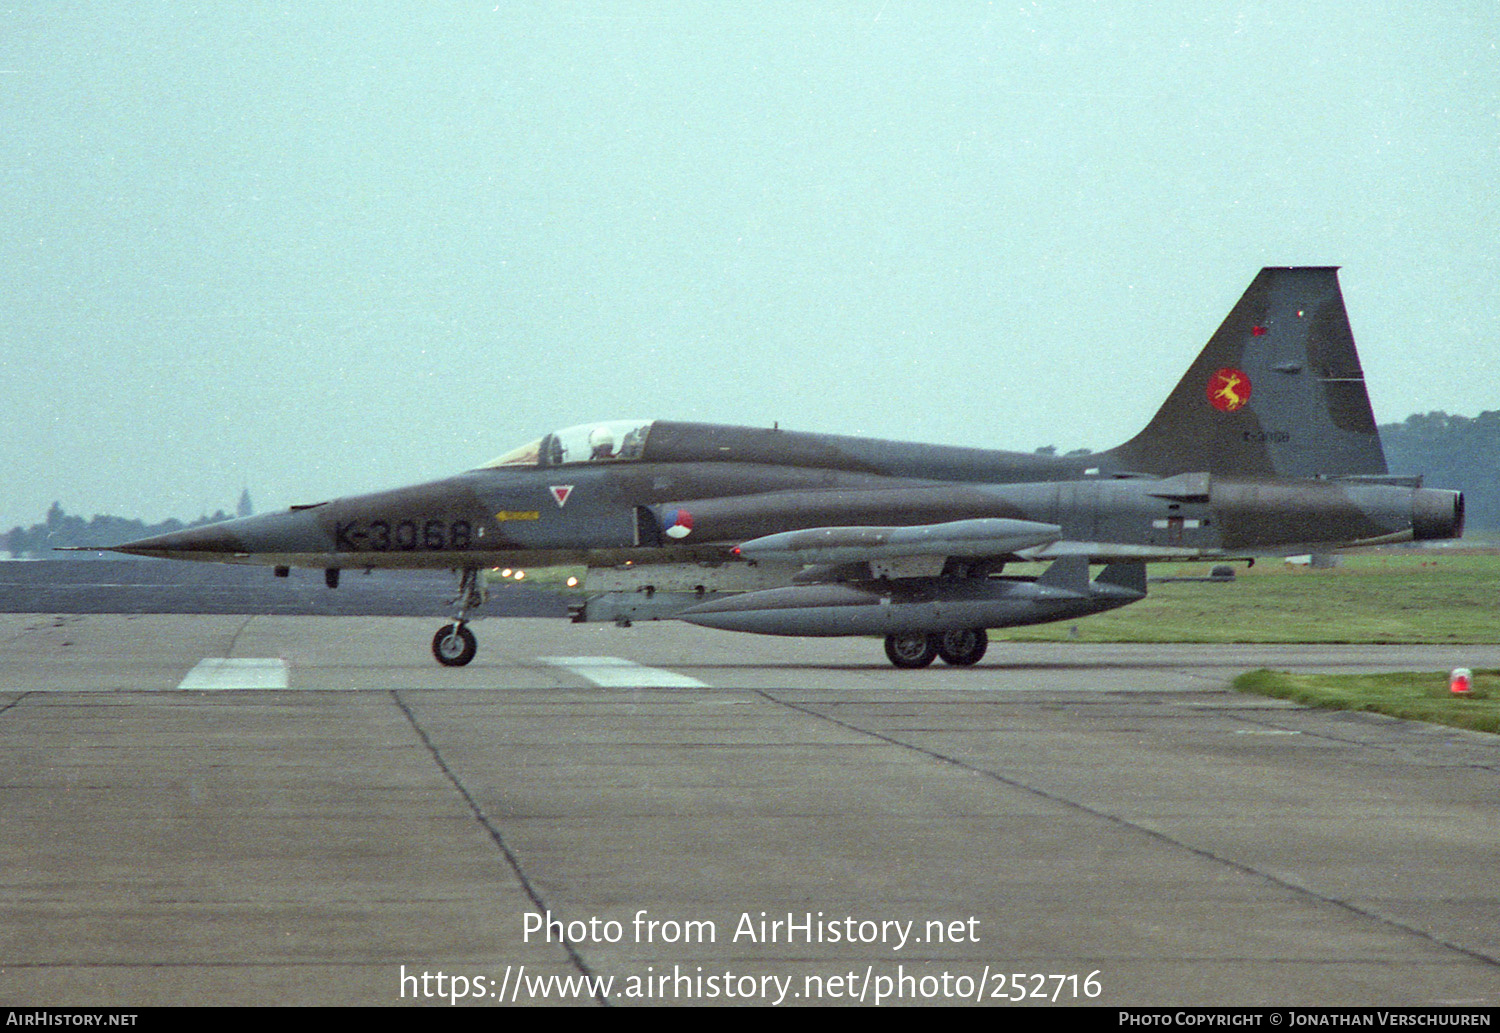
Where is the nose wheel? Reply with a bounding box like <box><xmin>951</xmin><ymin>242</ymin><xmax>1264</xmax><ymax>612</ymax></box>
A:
<box><xmin>433</xmin><ymin>622</ymin><xmax>477</xmax><ymax>666</ymax></box>
<box><xmin>432</xmin><ymin>566</ymin><xmax>485</xmax><ymax>666</ymax></box>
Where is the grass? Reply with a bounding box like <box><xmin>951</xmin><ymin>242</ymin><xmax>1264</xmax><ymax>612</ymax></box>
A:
<box><xmin>488</xmin><ymin>548</ymin><xmax>1500</xmax><ymax>734</ymax></box>
<box><xmin>993</xmin><ymin>549</ymin><xmax>1500</xmax><ymax>644</ymax></box>
<box><xmin>1233</xmin><ymin>668</ymin><xmax>1500</xmax><ymax>735</ymax></box>
<box><xmin>483</xmin><ymin>565</ymin><xmax>586</xmax><ymax>591</ymax></box>
<box><xmin>483</xmin><ymin>548</ymin><xmax>1500</xmax><ymax>645</ymax></box>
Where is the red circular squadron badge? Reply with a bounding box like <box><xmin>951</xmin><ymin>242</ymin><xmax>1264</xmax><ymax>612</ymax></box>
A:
<box><xmin>1207</xmin><ymin>367</ymin><xmax>1251</xmax><ymax>412</ymax></box>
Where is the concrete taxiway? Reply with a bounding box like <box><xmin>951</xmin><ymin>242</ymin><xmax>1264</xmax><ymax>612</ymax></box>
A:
<box><xmin>1</xmin><ymin>613</ymin><xmax>1497</xmax><ymax>1007</ymax></box>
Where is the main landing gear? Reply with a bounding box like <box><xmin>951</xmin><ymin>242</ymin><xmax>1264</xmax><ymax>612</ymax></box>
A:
<box><xmin>883</xmin><ymin>628</ymin><xmax>989</xmax><ymax>669</ymax></box>
<box><xmin>432</xmin><ymin>567</ymin><xmax>485</xmax><ymax>667</ymax></box>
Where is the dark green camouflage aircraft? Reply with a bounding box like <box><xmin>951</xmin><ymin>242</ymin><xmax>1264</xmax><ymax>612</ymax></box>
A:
<box><xmin>106</xmin><ymin>268</ymin><xmax>1464</xmax><ymax>667</ymax></box>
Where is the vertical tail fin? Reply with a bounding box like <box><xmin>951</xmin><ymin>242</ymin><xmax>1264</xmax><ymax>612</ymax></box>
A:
<box><xmin>1103</xmin><ymin>267</ymin><xmax>1388</xmax><ymax>479</ymax></box>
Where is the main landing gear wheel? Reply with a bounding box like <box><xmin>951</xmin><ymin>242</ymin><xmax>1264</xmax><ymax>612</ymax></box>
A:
<box><xmin>884</xmin><ymin>632</ymin><xmax>938</xmax><ymax>669</ymax></box>
<box><xmin>432</xmin><ymin>623</ymin><xmax>477</xmax><ymax>667</ymax></box>
<box><xmin>937</xmin><ymin>628</ymin><xmax>988</xmax><ymax>667</ymax></box>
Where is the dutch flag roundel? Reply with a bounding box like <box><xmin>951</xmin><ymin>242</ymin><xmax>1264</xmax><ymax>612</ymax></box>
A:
<box><xmin>662</xmin><ymin>508</ymin><xmax>694</xmax><ymax>539</ymax></box>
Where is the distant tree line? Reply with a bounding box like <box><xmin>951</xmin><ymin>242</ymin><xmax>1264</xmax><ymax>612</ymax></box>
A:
<box><xmin>1380</xmin><ymin>411</ymin><xmax>1499</xmax><ymax>532</ymax></box>
<box><xmin>4</xmin><ymin>490</ymin><xmax>253</xmax><ymax>559</ymax></box>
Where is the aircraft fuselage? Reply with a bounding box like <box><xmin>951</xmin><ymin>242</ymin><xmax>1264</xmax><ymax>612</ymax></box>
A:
<box><xmin>112</xmin><ymin>431</ymin><xmax>1463</xmax><ymax>571</ymax></box>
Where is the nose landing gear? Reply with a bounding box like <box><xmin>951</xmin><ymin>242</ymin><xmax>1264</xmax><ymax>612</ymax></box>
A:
<box><xmin>432</xmin><ymin>623</ymin><xmax>477</xmax><ymax>666</ymax></box>
<box><xmin>432</xmin><ymin>567</ymin><xmax>485</xmax><ymax>667</ymax></box>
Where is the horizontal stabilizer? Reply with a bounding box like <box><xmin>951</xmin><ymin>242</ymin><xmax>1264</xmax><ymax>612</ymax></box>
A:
<box><xmin>1332</xmin><ymin>473</ymin><xmax>1423</xmax><ymax>488</ymax></box>
<box><xmin>1035</xmin><ymin>555</ymin><xmax>1089</xmax><ymax>594</ymax></box>
<box><xmin>1094</xmin><ymin>562</ymin><xmax>1147</xmax><ymax>597</ymax></box>
<box><xmin>733</xmin><ymin>518</ymin><xmax>1061</xmax><ymax>566</ymax></box>
<box><xmin>1145</xmin><ymin>472</ymin><xmax>1211</xmax><ymax>502</ymax></box>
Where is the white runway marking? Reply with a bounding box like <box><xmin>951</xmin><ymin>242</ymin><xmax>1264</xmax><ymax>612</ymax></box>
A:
<box><xmin>176</xmin><ymin>658</ymin><xmax>289</xmax><ymax>690</ymax></box>
<box><xmin>540</xmin><ymin>656</ymin><xmax>708</xmax><ymax>688</ymax></box>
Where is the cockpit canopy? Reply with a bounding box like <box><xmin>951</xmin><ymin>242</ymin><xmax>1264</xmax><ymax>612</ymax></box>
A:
<box><xmin>479</xmin><ymin>419</ymin><xmax>654</xmax><ymax>469</ymax></box>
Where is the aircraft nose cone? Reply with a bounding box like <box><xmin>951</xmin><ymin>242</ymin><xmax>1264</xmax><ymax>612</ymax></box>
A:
<box><xmin>110</xmin><ymin>523</ymin><xmax>246</xmax><ymax>558</ymax></box>
<box><xmin>106</xmin><ymin>507</ymin><xmax>329</xmax><ymax>560</ymax></box>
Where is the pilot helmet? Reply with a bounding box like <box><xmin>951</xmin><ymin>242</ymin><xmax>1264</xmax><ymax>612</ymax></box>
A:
<box><xmin>588</xmin><ymin>426</ymin><xmax>615</xmax><ymax>455</ymax></box>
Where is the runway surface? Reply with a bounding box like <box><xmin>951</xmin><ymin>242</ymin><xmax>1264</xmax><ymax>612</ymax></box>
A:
<box><xmin>0</xmin><ymin>560</ymin><xmax>569</xmax><ymax>617</ymax></box>
<box><xmin>2</xmin><ymin>612</ymin><xmax>1498</xmax><ymax>1007</ymax></box>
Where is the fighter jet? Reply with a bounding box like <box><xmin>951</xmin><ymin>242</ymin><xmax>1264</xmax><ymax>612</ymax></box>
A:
<box><xmin>105</xmin><ymin>267</ymin><xmax>1464</xmax><ymax>667</ymax></box>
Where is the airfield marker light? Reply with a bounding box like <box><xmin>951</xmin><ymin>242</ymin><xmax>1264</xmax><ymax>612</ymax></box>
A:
<box><xmin>566</xmin><ymin>576</ymin><xmax>579</xmax><ymax>588</ymax></box>
<box><xmin>514</xmin><ymin>570</ymin><xmax>526</xmax><ymax>580</ymax></box>
<box><xmin>1450</xmin><ymin>668</ymin><xmax>1472</xmax><ymax>696</ymax></box>
<box><xmin>501</xmin><ymin>568</ymin><xmax>513</xmax><ymax>578</ymax></box>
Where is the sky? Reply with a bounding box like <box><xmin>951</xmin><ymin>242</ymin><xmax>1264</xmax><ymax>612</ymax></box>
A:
<box><xmin>3</xmin><ymin>1</ymin><xmax>1497</xmax><ymax>530</ymax></box>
